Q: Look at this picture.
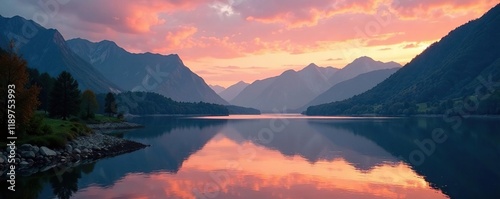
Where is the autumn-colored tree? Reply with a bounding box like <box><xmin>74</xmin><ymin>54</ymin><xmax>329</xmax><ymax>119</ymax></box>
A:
<box><xmin>49</xmin><ymin>71</ymin><xmax>81</xmax><ymax>120</ymax></box>
<box><xmin>81</xmin><ymin>89</ymin><xmax>98</xmax><ymax>119</ymax></box>
<box><xmin>0</xmin><ymin>43</ymin><xmax>40</xmax><ymax>138</ymax></box>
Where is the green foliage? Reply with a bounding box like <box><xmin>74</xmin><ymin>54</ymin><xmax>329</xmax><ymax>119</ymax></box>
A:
<box><xmin>30</xmin><ymin>70</ymin><xmax>56</xmax><ymax>113</ymax></box>
<box><xmin>81</xmin><ymin>89</ymin><xmax>99</xmax><ymax>119</ymax></box>
<box><xmin>49</xmin><ymin>71</ymin><xmax>81</xmax><ymax>120</ymax></box>
<box><xmin>97</xmin><ymin>91</ymin><xmax>230</xmax><ymax>115</ymax></box>
<box><xmin>21</xmin><ymin>117</ymin><xmax>92</xmax><ymax>148</ymax></box>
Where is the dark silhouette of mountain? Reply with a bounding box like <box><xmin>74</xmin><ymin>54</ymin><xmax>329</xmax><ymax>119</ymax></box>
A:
<box><xmin>225</xmin><ymin>105</ymin><xmax>260</xmax><ymax>114</ymax></box>
<box><xmin>209</xmin><ymin>84</ymin><xmax>226</xmax><ymax>93</ymax></box>
<box><xmin>219</xmin><ymin>81</ymin><xmax>249</xmax><ymax>101</ymax></box>
<box><xmin>0</xmin><ymin>15</ymin><xmax>120</xmax><ymax>93</ymax></box>
<box><xmin>328</xmin><ymin>56</ymin><xmax>401</xmax><ymax>86</ymax></box>
<box><xmin>299</xmin><ymin>68</ymin><xmax>399</xmax><ymax>111</ymax></box>
<box><xmin>314</xmin><ymin>117</ymin><xmax>500</xmax><ymax>199</ymax></box>
<box><xmin>230</xmin><ymin>64</ymin><xmax>337</xmax><ymax>111</ymax></box>
<box><xmin>306</xmin><ymin>4</ymin><xmax>500</xmax><ymax>116</ymax></box>
<box><xmin>66</xmin><ymin>38</ymin><xmax>228</xmax><ymax>104</ymax></box>
<box><xmin>95</xmin><ymin>92</ymin><xmax>229</xmax><ymax>115</ymax></box>
<box><xmin>231</xmin><ymin>58</ymin><xmax>399</xmax><ymax>111</ymax></box>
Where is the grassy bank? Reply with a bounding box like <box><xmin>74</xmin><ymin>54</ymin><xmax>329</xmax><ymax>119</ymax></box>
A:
<box><xmin>1</xmin><ymin>114</ymin><xmax>124</xmax><ymax>148</ymax></box>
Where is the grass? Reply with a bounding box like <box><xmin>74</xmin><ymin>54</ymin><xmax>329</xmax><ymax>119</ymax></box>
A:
<box><xmin>1</xmin><ymin>113</ymin><xmax>124</xmax><ymax>148</ymax></box>
<box><xmin>20</xmin><ymin>117</ymin><xmax>92</xmax><ymax>148</ymax></box>
<box><xmin>84</xmin><ymin>114</ymin><xmax>123</xmax><ymax>124</ymax></box>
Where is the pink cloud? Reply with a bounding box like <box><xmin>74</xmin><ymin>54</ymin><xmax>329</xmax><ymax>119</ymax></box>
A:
<box><xmin>391</xmin><ymin>0</ymin><xmax>498</xmax><ymax>19</ymax></box>
<box><xmin>233</xmin><ymin>0</ymin><xmax>378</xmax><ymax>28</ymax></box>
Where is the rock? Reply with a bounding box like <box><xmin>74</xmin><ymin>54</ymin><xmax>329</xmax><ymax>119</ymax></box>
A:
<box><xmin>40</xmin><ymin>146</ymin><xmax>57</xmax><ymax>156</ymax></box>
<box><xmin>0</xmin><ymin>156</ymin><xmax>4</xmax><ymax>164</ymax></box>
<box><xmin>21</xmin><ymin>151</ymin><xmax>36</xmax><ymax>158</ymax></box>
<box><xmin>74</xmin><ymin>148</ymin><xmax>81</xmax><ymax>154</ymax></box>
<box><xmin>65</xmin><ymin>144</ymin><xmax>73</xmax><ymax>153</ymax></box>
<box><xmin>32</xmin><ymin>146</ymin><xmax>40</xmax><ymax>154</ymax></box>
<box><xmin>83</xmin><ymin>149</ymin><xmax>90</xmax><ymax>153</ymax></box>
<box><xmin>19</xmin><ymin>144</ymin><xmax>33</xmax><ymax>152</ymax></box>
<box><xmin>20</xmin><ymin>161</ymin><xmax>29</xmax><ymax>167</ymax></box>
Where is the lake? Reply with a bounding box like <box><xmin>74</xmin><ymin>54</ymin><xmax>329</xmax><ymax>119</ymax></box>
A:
<box><xmin>11</xmin><ymin>115</ymin><xmax>500</xmax><ymax>198</ymax></box>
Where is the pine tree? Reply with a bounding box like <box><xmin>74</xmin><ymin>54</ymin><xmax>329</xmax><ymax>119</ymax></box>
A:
<box><xmin>81</xmin><ymin>90</ymin><xmax>98</xmax><ymax>119</ymax></box>
<box><xmin>39</xmin><ymin>72</ymin><xmax>55</xmax><ymax>113</ymax></box>
<box><xmin>104</xmin><ymin>92</ymin><xmax>117</xmax><ymax>116</ymax></box>
<box><xmin>49</xmin><ymin>71</ymin><xmax>81</xmax><ymax>120</ymax></box>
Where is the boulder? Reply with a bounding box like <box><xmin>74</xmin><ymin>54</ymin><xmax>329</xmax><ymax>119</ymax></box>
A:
<box><xmin>74</xmin><ymin>148</ymin><xmax>81</xmax><ymax>154</ymax></box>
<box><xmin>65</xmin><ymin>144</ymin><xmax>73</xmax><ymax>153</ymax></box>
<box><xmin>40</xmin><ymin>146</ymin><xmax>57</xmax><ymax>156</ymax></box>
<box><xmin>20</xmin><ymin>161</ymin><xmax>29</xmax><ymax>167</ymax></box>
<box><xmin>19</xmin><ymin>144</ymin><xmax>33</xmax><ymax>152</ymax></box>
<box><xmin>0</xmin><ymin>156</ymin><xmax>4</xmax><ymax>164</ymax></box>
<box><xmin>32</xmin><ymin>146</ymin><xmax>40</xmax><ymax>154</ymax></box>
<box><xmin>21</xmin><ymin>151</ymin><xmax>36</xmax><ymax>158</ymax></box>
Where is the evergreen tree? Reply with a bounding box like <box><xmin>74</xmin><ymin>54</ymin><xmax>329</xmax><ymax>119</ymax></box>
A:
<box><xmin>39</xmin><ymin>72</ymin><xmax>55</xmax><ymax>113</ymax></box>
<box><xmin>81</xmin><ymin>90</ymin><xmax>99</xmax><ymax>119</ymax></box>
<box><xmin>49</xmin><ymin>71</ymin><xmax>81</xmax><ymax>120</ymax></box>
<box><xmin>104</xmin><ymin>92</ymin><xmax>117</xmax><ymax>116</ymax></box>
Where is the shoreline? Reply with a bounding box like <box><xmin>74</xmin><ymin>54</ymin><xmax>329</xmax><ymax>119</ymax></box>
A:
<box><xmin>0</xmin><ymin>122</ymin><xmax>148</xmax><ymax>178</ymax></box>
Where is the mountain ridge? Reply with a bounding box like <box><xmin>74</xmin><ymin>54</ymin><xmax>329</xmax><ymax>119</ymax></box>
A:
<box><xmin>306</xmin><ymin>4</ymin><xmax>500</xmax><ymax>115</ymax></box>
<box><xmin>0</xmin><ymin>15</ymin><xmax>121</xmax><ymax>93</ymax></box>
<box><xmin>67</xmin><ymin>38</ymin><xmax>229</xmax><ymax>105</ymax></box>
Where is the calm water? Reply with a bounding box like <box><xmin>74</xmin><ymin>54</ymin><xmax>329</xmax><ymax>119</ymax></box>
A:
<box><xmin>7</xmin><ymin>115</ymin><xmax>500</xmax><ymax>199</ymax></box>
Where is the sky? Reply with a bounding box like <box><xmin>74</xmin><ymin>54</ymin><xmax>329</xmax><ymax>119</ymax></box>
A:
<box><xmin>0</xmin><ymin>0</ymin><xmax>497</xmax><ymax>87</ymax></box>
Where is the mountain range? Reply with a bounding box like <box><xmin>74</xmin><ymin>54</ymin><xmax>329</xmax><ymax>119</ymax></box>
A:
<box><xmin>299</xmin><ymin>67</ymin><xmax>400</xmax><ymax>111</ymax></box>
<box><xmin>0</xmin><ymin>15</ymin><xmax>230</xmax><ymax>105</ymax></box>
<box><xmin>0</xmin><ymin>15</ymin><xmax>120</xmax><ymax>93</ymax></box>
<box><xmin>209</xmin><ymin>85</ymin><xmax>225</xmax><ymax>93</ymax></box>
<box><xmin>66</xmin><ymin>38</ymin><xmax>228</xmax><ymax>104</ymax></box>
<box><xmin>219</xmin><ymin>81</ymin><xmax>249</xmax><ymax>101</ymax></box>
<box><xmin>231</xmin><ymin>58</ymin><xmax>401</xmax><ymax>111</ymax></box>
<box><xmin>306</xmin><ymin>4</ymin><xmax>500</xmax><ymax>115</ymax></box>
<box><xmin>230</xmin><ymin>64</ymin><xmax>338</xmax><ymax>111</ymax></box>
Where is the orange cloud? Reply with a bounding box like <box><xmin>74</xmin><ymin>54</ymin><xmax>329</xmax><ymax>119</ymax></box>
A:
<box><xmin>164</xmin><ymin>26</ymin><xmax>198</xmax><ymax>48</ymax></box>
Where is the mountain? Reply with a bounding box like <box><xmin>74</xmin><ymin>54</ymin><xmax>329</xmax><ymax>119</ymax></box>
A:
<box><xmin>306</xmin><ymin>4</ymin><xmax>500</xmax><ymax>116</ymax></box>
<box><xmin>300</xmin><ymin>68</ymin><xmax>400</xmax><ymax>111</ymax></box>
<box><xmin>66</xmin><ymin>38</ymin><xmax>228</xmax><ymax>104</ymax></box>
<box><xmin>230</xmin><ymin>64</ymin><xmax>338</xmax><ymax>111</ymax></box>
<box><xmin>209</xmin><ymin>85</ymin><xmax>225</xmax><ymax>93</ymax></box>
<box><xmin>328</xmin><ymin>56</ymin><xmax>401</xmax><ymax>86</ymax></box>
<box><xmin>0</xmin><ymin>15</ymin><xmax>120</xmax><ymax>93</ymax></box>
<box><xmin>219</xmin><ymin>81</ymin><xmax>249</xmax><ymax>101</ymax></box>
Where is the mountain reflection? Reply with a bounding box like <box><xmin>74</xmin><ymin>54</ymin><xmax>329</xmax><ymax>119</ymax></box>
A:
<box><xmin>69</xmin><ymin>116</ymin><xmax>448</xmax><ymax>199</ymax></box>
<box><xmin>24</xmin><ymin>115</ymin><xmax>500</xmax><ymax>199</ymax></box>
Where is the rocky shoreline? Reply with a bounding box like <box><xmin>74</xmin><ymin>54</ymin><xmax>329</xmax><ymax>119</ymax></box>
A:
<box><xmin>0</xmin><ymin>123</ymin><xmax>148</xmax><ymax>177</ymax></box>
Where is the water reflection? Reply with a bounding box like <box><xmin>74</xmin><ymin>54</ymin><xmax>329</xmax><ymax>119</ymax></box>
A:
<box><xmin>8</xmin><ymin>115</ymin><xmax>500</xmax><ymax>198</ymax></box>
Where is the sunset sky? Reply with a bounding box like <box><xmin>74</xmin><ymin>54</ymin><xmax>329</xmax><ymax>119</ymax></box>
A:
<box><xmin>1</xmin><ymin>0</ymin><xmax>497</xmax><ymax>87</ymax></box>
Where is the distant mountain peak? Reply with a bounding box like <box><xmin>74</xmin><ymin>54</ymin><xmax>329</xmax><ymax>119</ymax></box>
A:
<box><xmin>235</xmin><ymin>81</ymin><xmax>248</xmax><ymax>85</ymax></box>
